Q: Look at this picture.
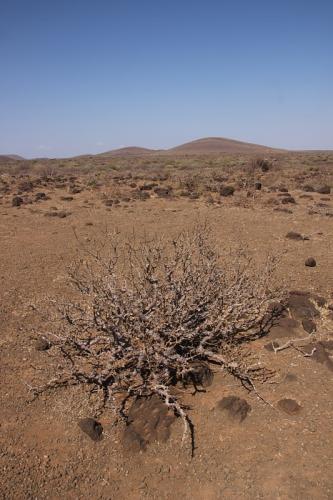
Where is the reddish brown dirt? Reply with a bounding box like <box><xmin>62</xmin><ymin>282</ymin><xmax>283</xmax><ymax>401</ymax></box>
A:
<box><xmin>0</xmin><ymin>155</ymin><xmax>333</xmax><ymax>499</ymax></box>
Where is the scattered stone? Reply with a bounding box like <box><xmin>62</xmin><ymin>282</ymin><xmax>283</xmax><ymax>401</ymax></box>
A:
<box><xmin>45</xmin><ymin>210</ymin><xmax>70</xmax><ymax>218</ymax></box>
<box><xmin>78</xmin><ymin>418</ymin><xmax>103</xmax><ymax>441</ymax></box>
<box><xmin>305</xmin><ymin>257</ymin><xmax>316</xmax><ymax>267</ymax></box>
<box><xmin>302</xmin><ymin>318</ymin><xmax>316</xmax><ymax>334</ymax></box>
<box><xmin>259</xmin><ymin>160</ymin><xmax>270</xmax><ymax>172</ymax></box>
<box><xmin>281</xmin><ymin>196</ymin><xmax>296</xmax><ymax>204</ymax></box>
<box><xmin>123</xmin><ymin>395</ymin><xmax>175</xmax><ymax>452</ymax></box>
<box><xmin>254</xmin><ymin>182</ymin><xmax>262</xmax><ymax>190</ymax></box>
<box><xmin>140</xmin><ymin>183</ymin><xmax>158</xmax><ymax>191</ymax></box>
<box><xmin>34</xmin><ymin>337</ymin><xmax>51</xmax><ymax>351</ymax></box>
<box><xmin>217</xmin><ymin>396</ymin><xmax>251</xmax><ymax>422</ymax></box>
<box><xmin>277</xmin><ymin>398</ymin><xmax>302</xmax><ymax>415</ymax></box>
<box><xmin>317</xmin><ymin>185</ymin><xmax>331</xmax><ymax>195</ymax></box>
<box><xmin>60</xmin><ymin>196</ymin><xmax>74</xmax><ymax>201</ymax></box>
<box><xmin>286</xmin><ymin>231</ymin><xmax>303</xmax><ymax>241</ymax></box>
<box><xmin>35</xmin><ymin>192</ymin><xmax>47</xmax><ymax>201</ymax></box>
<box><xmin>302</xmin><ymin>185</ymin><xmax>315</xmax><ymax>192</ymax></box>
<box><xmin>183</xmin><ymin>362</ymin><xmax>214</xmax><ymax>387</ymax></box>
<box><xmin>104</xmin><ymin>199</ymin><xmax>113</xmax><ymax>206</ymax></box>
<box><xmin>220</xmin><ymin>185</ymin><xmax>235</xmax><ymax>197</ymax></box>
<box><xmin>154</xmin><ymin>187</ymin><xmax>173</xmax><ymax>198</ymax></box>
<box><xmin>12</xmin><ymin>196</ymin><xmax>23</xmax><ymax>207</ymax></box>
<box><xmin>69</xmin><ymin>186</ymin><xmax>82</xmax><ymax>194</ymax></box>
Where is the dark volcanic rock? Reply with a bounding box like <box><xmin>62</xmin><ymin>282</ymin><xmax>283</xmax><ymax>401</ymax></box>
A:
<box><xmin>34</xmin><ymin>337</ymin><xmax>51</xmax><ymax>351</ymax></box>
<box><xmin>35</xmin><ymin>192</ymin><xmax>47</xmax><ymax>201</ymax></box>
<box><xmin>277</xmin><ymin>399</ymin><xmax>302</xmax><ymax>415</ymax></box>
<box><xmin>123</xmin><ymin>395</ymin><xmax>176</xmax><ymax>452</ymax></box>
<box><xmin>302</xmin><ymin>318</ymin><xmax>317</xmax><ymax>334</ymax></box>
<box><xmin>45</xmin><ymin>210</ymin><xmax>70</xmax><ymax>218</ymax></box>
<box><xmin>302</xmin><ymin>185</ymin><xmax>315</xmax><ymax>192</ymax></box>
<box><xmin>12</xmin><ymin>196</ymin><xmax>23</xmax><ymax>207</ymax></box>
<box><xmin>305</xmin><ymin>257</ymin><xmax>316</xmax><ymax>267</ymax></box>
<box><xmin>78</xmin><ymin>418</ymin><xmax>103</xmax><ymax>441</ymax></box>
<box><xmin>154</xmin><ymin>187</ymin><xmax>173</xmax><ymax>198</ymax></box>
<box><xmin>217</xmin><ymin>396</ymin><xmax>251</xmax><ymax>423</ymax></box>
<box><xmin>281</xmin><ymin>196</ymin><xmax>296</xmax><ymax>204</ymax></box>
<box><xmin>286</xmin><ymin>231</ymin><xmax>303</xmax><ymax>241</ymax></box>
<box><xmin>220</xmin><ymin>185</ymin><xmax>235</xmax><ymax>197</ymax></box>
<box><xmin>317</xmin><ymin>185</ymin><xmax>331</xmax><ymax>195</ymax></box>
<box><xmin>183</xmin><ymin>362</ymin><xmax>214</xmax><ymax>387</ymax></box>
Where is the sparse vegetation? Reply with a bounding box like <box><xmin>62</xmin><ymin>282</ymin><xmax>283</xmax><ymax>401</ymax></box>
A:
<box><xmin>34</xmin><ymin>225</ymin><xmax>283</xmax><ymax>452</ymax></box>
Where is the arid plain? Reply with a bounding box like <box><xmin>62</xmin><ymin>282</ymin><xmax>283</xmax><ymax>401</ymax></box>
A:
<box><xmin>1</xmin><ymin>138</ymin><xmax>333</xmax><ymax>499</ymax></box>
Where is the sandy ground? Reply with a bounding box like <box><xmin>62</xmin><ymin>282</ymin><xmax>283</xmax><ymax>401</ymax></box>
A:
<box><xmin>1</xmin><ymin>169</ymin><xmax>333</xmax><ymax>499</ymax></box>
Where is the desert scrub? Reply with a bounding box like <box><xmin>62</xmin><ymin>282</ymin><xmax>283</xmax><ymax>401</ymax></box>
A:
<box><xmin>34</xmin><ymin>225</ymin><xmax>283</xmax><ymax>452</ymax></box>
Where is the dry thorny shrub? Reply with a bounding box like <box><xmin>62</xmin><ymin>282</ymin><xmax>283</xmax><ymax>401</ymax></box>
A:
<box><xmin>33</xmin><ymin>224</ymin><xmax>284</xmax><ymax>452</ymax></box>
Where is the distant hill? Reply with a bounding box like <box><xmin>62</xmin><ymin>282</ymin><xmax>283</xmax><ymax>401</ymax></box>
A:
<box><xmin>97</xmin><ymin>137</ymin><xmax>281</xmax><ymax>158</ymax></box>
<box><xmin>0</xmin><ymin>154</ymin><xmax>24</xmax><ymax>163</ymax></box>
<box><xmin>168</xmin><ymin>137</ymin><xmax>280</xmax><ymax>155</ymax></box>
<box><xmin>99</xmin><ymin>146</ymin><xmax>160</xmax><ymax>157</ymax></box>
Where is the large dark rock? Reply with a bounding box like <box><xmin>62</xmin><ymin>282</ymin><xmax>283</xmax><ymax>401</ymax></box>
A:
<box><xmin>277</xmin><ymin>399</ymin><xmax>302</xmax><ymax>415</ymax></box>
<box><xmin>78</xmin><ymin>418</ymin><xmax>103</xmax><ymax>441</ymax></box>
<box><xmin>217</xmin><ymin>396</ymin><xmax>251</xmax><ymax>422</ymax></box>
<box><xmin>183</xmin><ymin>362</ymin><xmax>214</xmax><ymax>388</ymax></box>
<box><xmin>123</xmin><ymin>395</ymin><xmax>176</xmax><ymax>452</ymax></box>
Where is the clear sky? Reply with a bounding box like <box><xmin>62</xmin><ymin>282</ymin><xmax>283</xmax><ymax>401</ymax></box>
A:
<box><xmin>1</xmin><ymin>0</ymin><xmax>332</xmax><ymax>158</ymax></box>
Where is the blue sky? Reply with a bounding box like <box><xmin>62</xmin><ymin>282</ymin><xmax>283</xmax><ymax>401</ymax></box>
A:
<box><xmin>1</xmin><ymin>0</ymin><xmax>332</xmax><ymax>158</ymax></box>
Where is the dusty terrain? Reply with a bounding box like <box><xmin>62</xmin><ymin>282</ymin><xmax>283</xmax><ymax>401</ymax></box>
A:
<box><xmin>0</xmin><ymin>150</ymin><xmax>333</xmax><ymax>499</ymax></box>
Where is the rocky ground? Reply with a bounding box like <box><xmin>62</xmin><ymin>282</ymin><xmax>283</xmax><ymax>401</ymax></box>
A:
<box><xmin>0</xmin><ymin>152</ymin><xmax>332</xmax><ymax>499</ymax></box>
